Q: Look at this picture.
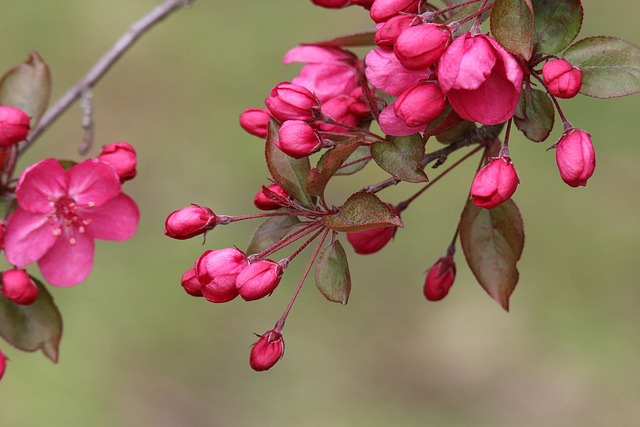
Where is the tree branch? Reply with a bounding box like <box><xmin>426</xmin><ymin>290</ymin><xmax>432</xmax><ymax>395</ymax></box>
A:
<box><xmin>20</xmin><ymin>0</ymin><xmax>194</xmax><ymax>153</ymax></box>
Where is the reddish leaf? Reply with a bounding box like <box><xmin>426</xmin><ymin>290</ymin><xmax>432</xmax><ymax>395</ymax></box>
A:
<box><xmin>531</xmin><ymin>0</ymin><xmax>583</xmax><ymax>55</ymax></box>
<box><xmin>307</xmin><ymin>140</ymin><xmax>362</xmax><ymax>199</ymax></box>
<box><xmin>265</xmin><ymin>119</ymin><xmax>313</xmax><ymax>206</ymax></box>
<box><xmin>0</xmin><ymin>51</ymin><xmax>52</xmax><ymax>128</ymax></box>
<box><xmin>491</xmin><ymin>0</ymin><xmax>534</xmax><ymax>59</ymax></box>
<box><xmin>315</xmin><ymin>240</ymin><xmax>351</xmax><ymax>304</ymax></box>
<box><xmin>459</xmin><ymin>199</ymin><xmax>525</xmax><ymax>311</ymax></box>
<box><xmin>514</xmin><ymin>88</ymin><xmax>554</xmax><ymax>142</ymax></box>
<box><xmin>371</xmin><ymin>134</ymin><xmax>428</xmax><ymax>183</ymax></box>
<box><xmin>322</xmin><ymin>191</ymin><xmax>403</xmax><ymax>232</ymax></box>
<box><xmin>563</xmin><ymin>36</ymin><xmax>640</xmax><ymax>98</ymax></box>
<box><xmin>0</xmin><ymin>276</ymin><xmax>62</xmax><ymax>362</ymax></box>
<box><xmin>246</xmin><ymin>210</ymin><xmax>301</xmax><ymax>255</ymax></box>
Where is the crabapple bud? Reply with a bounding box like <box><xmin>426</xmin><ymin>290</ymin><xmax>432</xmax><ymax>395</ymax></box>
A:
<box><xmin>394</xmin><ymin>24</ymin><xmax>451</xmax><ymax>70</ymax></box>
<box><xmin>311</xmin><ymin>0</ymin><xmax>350</xmax><ymax>7</ymax></box>
<box><xmin>317</xmin><ymin>95</ymin><xmax>360</xmax><ymax>133</ymax></box>
<box><xmin>374</xmin><ymin>15</ymin><xmax>414</xmax><ymax>47</ymax></box>
<box><xmin>542</xmin><ymin>59</ymin><xmax>582</xmax><ymax>99</ymax></box>
<box><xmin>181</xmin><ymin>268</ymin><xmax>203</xmax><ymax>297</ymax></box>
<box><xmin>370</xmin><ymin>0</ymin><xmax>421</xmax><ymax>23</ymax></box>
<box><xmin>0</xmin><ymin>106</ymin><xmax>30</xmax><ymax>147</ymax></box>
<box><xmin>236</xmin><ymin>259</ymin><xmax>283</xmax><ymax>301</ymax></box>
<box><xmin>276</xmin><ymin>120</ymin><xmax>323</xmax><ymax>158</ymax></box>
<box><xmin>98</xmin><ymin>142</ymin><xmax>137</xmax><ymax>182</ymax></box>
<box><xmin>1</xmin><ymin>269</ymin><xmax>38</xmax><ymax>305</ymax></box>
<box><xmin>239</xmin><ymin>108</ymin><xmax>271</xmax><ymax>138</ymax></box>
<box><xmin>470</xmin><ymin>156</ymin><xmax>519</xmax><ymax>209</ymax></box>
<box><xmin>350</xmin><ymin>0</ymin><xmax>374</xmax><ymax>9</ymax></box>
<box><xmin>555</xmin><ymin>129</ymin><xmax>595</xmax><ymax>187</ymax></box>
<box><xmin>195</xmin><ymin>248</ymin><xmax>248</xmax><ymax>303</ymax></box>
<box><xmin>265</xmin><ymin>82</ymin><xmax>319</xmax><ymax>123</ymax></box>
<box><xmin>0</xmin><ymin>347</ymin><xmax>5</xmax><ymax>381</ymax></box>
<box><xmin>254</xmin><ymin>184</ymin><xmax>289</xmax><ymax>210</ymax></box>
<box><xmin>250</xmin><ymin>328</ymin><xmax>284</xmax><ymax>371</ymax></box>
<box><xmin>424</xmin><ymin>255</ymin><xmax>456</xmax><ymax>301</ymax></box>
<box><xmin>164</xmin><ymin>205</ymin><xmax>217</xmax><ymax>240</ymax></box>
<box><xmin>347</xmin><ymin>225</ymin><xmax>396</xmax><ymax>254</ymax></box>
<box><xmin>0</xmin><ymin>222</ymin><xmax>4</xmax><ymax>251</ymax></box>
<box><xmin>393</xmin><ymin>82</ymin><xmax>447</xmax><ymax>127</ymax></box>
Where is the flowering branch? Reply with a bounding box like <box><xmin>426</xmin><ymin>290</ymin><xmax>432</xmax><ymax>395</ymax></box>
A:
<box><xmin>20</xmin><ymin>0</ymin><xmax>195</xmax><ymax>153</ymax></box>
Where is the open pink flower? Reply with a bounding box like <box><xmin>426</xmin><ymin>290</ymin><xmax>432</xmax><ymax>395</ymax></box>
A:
<box><xmin>4</xmin><ymin>158</ymin><xmax>139</xmax><ymax>286</ymax></box>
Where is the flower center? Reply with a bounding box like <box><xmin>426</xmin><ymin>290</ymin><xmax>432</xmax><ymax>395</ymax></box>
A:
<box><xmin>47</xmin><ymin>196</ymin><xmax>93</xmax><ymax>245</ymax></box>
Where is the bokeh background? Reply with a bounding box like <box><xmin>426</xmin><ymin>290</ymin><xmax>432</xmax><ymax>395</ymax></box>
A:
<box><xmin>1</xmin><ymin>1</ymin><xmax>639</xmax><ymax>425</ymax></box>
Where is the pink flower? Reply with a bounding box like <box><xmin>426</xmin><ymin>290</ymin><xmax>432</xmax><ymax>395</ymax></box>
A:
<box><xmin>438</xmin><ymin>33</ymin><xmax>523</xmax><ymax>125</ymax></box>
<box><xmin>236</xmin><ymin>259</ymin><xmax>283</xmax><ymax>301</ymax></box>
<box><xmin>542</xmin><ymin>59</ymin><xmax>582</xmax><ymax>99</ymax></box>
<box><xmin>393</xmin><ymin>82</ymin><xmax>447</xmax><ymax>127</ymax></box>
<box><xmin>4</xmin><ymin>159</ymin><xmax>139</xmax><ymax>286</ymax></box>
<box><xmin>276</xmin><ymin>120</ymin><xmax>323</xmax><ymax>158</ymax></box>
<box><xmin>250</xmin><ymin>328</ymin><xmax>284</xmax><ymax>371</ymax></box>
<box><xmin>394</xmin><ymin>24</ymin><xmax>451</xmax><ymax>70</ymax></box>
<box><xmin>423</xmin><ymin>254</ymin><xmax>455</xmax><ymax>301</ymax></box>
<box><xmin>254</xmin><ymin>184</ymin><xmax>290</xmax><ymax>211</ymax></box>
<box><xmin>374</xmin><ymin>15</ymin><xmax>414</xmax><ymax>47</ymax></box>
<box><xmin>195</xmin><ymin>248</ymin><xmax>248</xmax><ymax>303</ymax></box>
<box><xmin>164</xmin><ymin>204</ymin><xmax>217</xmax><ymax>240</ymax></box>
<box><xmin>347</xmin><ymin>225</ymin><xmax>396</xmax><ymax>254</ymax></box>
<box><xmin>365</xmin><ymin>48</ymin><xmax>431</xmax><ymax>96</ymax></box>
<box><xmin>310</xmin><ymin>0</ymin><xmax>350</xmax><ymax>9</ymax></box>
<box><xmin>265</xmin><ymin>82</ymin><xmax>319</xmax><ymax>123</ymax></box>
<box><xmin>378</xmin><ymin>104</ymin><xmax>427</xmax><ymax>136</ymax></box>
<box><xmin>0</xmin><ymin>106</ymin><xmax>30</xmax><ymax>147</ymax></box>
<box><xmin>181</xmin><ymin>268</ymin><xmax>203</xmax><ymax>297</ymax></box>
<box><xmin>1</xmin><ymin>269</ymin><xmax>39</xmax><ymax>305</ymax></box>
<box><xmin>370</xmin><ymin>0</ymin><xmax>421</xmax><ymax>23</ymax></box>
<box><xmin>555</xmin><ymin>129</ymin><xmax>595</xmax><ymax>187</ymax></box>
<box><xmin>317</xmin><ymin>95</ymin><xmax>360</xmax><ymax>133</ymax></box>
<box><xmin>239</xmin><ymin>108</ymin><xmax>271</xmax><ymax>138</ymax></box>
<box><xmin>97</xmin><ymin>142</ymin><xmax>137</xmax><ymax>182</ymax></box>
<box><xmin>470</xmin><ymin>156</ymin><xmax>519</xmax><ymax>209</ymax></box>
<box><xmin>0</xmin><ymin>347</ymin><xmax>6</xmax><ymax>381</ymax></box>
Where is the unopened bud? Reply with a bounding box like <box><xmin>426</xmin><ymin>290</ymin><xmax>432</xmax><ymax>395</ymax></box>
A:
<box><xmin>181</xmin><ymin>268</ymin><xmax>203</xmax><ymax>297</ymax></box>
<box><xmin>542</xmin><ymin>59</ymin><xmax>582</xmax><ymax>99</ymax></box>
<box><xmin>195</xmin><ymin>248</ymin><xmax>248</xmax><ymax>303</ymax></box>
<box><xmin>164</xmin><ymin>205</ymin><xmax>217</xmax><ymax>240</ymax></box>
<box><xmin>254</xmin><ymin>184</ymin><xmax>290</xmax><ymax>210</ymax></box>
<box><xmin>555</xmin><ymin>128</ymin><xmax>595</xmax><ymax>187</ymax></box>
<box><xmin>98</xmin><ymin>142</ymin><xmax>137</xmax><ymax>182</ymax></box>
<box><xmin>236</xmin><ymin>259</ymin><xmax>283</xmax><ymax>301</ymax></box>
<box><xmin>470</xmin><ymin>156</ymin><xmax>519</xmax><ymax>209</ymax></box>
<box><xmin>1</xmin><ymin>269</ymin><xmax>38</xmax><ymax>305</ymax></box>
<box><xmin>250</xmin><ymin>329</ymin><xmax>284</xmax><ymax>371</ymax></box>
<box><xmin>0</xmin><ymin>106</ymin><xmax>30</xmax><ymax>147</ymax></box>
<box><xmin>265</xmin><ymin>82</ymin><xmax>319</xmax><ymax>123</ymax></box>
<box><xmin>424</xmin><ymin>254</ymin><xmax>456</xmax><ymax>301</ymax></box>
<box><xmin>374</xmin><ymin>15</ymin><xmax>414</xmax><ymax>47</ymax></box>
<box><xmin>370</xmin><ymin>0</ymin><xmax>421</xmax><ymax>23</ymax></box>
<box><xmin>276</xmin><ymin>120</ymin><xmax>323</xmax><ymax>159</ymax></box>
<box><xmin>239</xmin><ymin>108</ymin><xmax>271</xmax><ymax>138</ymax></box>
<box><xmin>394</xmin><ymin>82</ymin><xmax>447</xmax><ymax>127</ymax></box>
<box><xmin>394</xmin><ymin>24</ymin><xmax>451</xmax><ymax>70</ymax></box>
<box><xmin>347</xmin><ymin>225</ymin><xmax>396</xmax><ymax>254</ymax></box>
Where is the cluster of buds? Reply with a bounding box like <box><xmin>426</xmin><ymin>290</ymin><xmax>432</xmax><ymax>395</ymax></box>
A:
<box><xmin>167</xmin><ymin>0</ymin><xmax>638</xmax><ymax>371</ymax></box>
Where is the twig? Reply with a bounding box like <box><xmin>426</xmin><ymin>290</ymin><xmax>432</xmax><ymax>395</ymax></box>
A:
<box><xmin>19</xmin><ymin>0</ymin><xmax>194</xmax><ymax>154</ymax></box>
<box><xmin>79</xmin><ymin>88</ymin><xmax>94</xmax><ymax>155</ymax></box>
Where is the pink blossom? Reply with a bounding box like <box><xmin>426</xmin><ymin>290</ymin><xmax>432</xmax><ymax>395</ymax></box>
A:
<box><xmin>0</xmin><ymin>106</ymin><xmax>30</xmax><ymax>147</ymax></box>
<box><xmin>0</xmin><ymin>347</ymin><xmax>6</xmax><ymax>381</ymax></box>
<box><xmin>1</xmin><ymin>269</ymin><xmax>39</xmax><ymax>305</ymax></box>
<box><xmin>265</xmin><ymin>82</ymin><xmax>319</xmax><ymax>123</ymax></box>
<box><xmin>438</xmin><ymin>33</ymin><xmax>523</xmax><ymax>125</ymax></box>
<box><xmin>378</xmin><ymin>104</ymin><xmax>427</xmax><ymax>136</ymax></box>
<box><xmin>542</xmin><ymin>59</ymin><xmax>582</xmax><ymax>99</ymax></box>
<box><xmin>365</xmin><ymin>47</ymin><xmax>431</xmax><ymax>96</ymax></box>
<box><xmin>239</xmin><ymin>108</ymin><xmax>271</xmax><ymax>138</ymax></box>
<box><xmin>254</xmin><ymin>184</ymin><xmax>290</xmax><ymax>211</ymax></box>
<box><xmin>423</xmin><ymin>254</ymin><xmax>455</xmax><ymax>301</ymax></box>
<box><xmin>347</xmin><ymin>225</ymin><xmax>396</xmax><ymax>254</ymax></box>
<box><xmin>276</xmin><ymin>120</ymin><xmax>323</xmax><ymax>158</ymax></box>
<box><xmin>97</xmin><ymin>142</ymin><xmax>137</xmax><ymax>182</ymax></box>
<box><xmin>236</xmin><ymin>259</ymin><xmax>283</xmax><ymax>301</ymax></box>
<box><xmin>470</xmin><ymin>156</ymin><xmax>519</xmax><ymax>209</ymax></box>
<box><xmin>394</xmin><ymin>24</ymin><xmax>451</xmax><ymax>70</ymax></box>
<box><xmin>164</xmin><ymin>204</ymin><xmax>217</xmax><ymax>240</ymax></box>
<box><xmin>4</xmin><ymin>158</ymin><xmax>139</xmax><ymax>286</ymax></box>
<box><xmin>374</xmin><ymin>15</ymin><xmax>415</xmax><ymax>47</ymax></box>
<box><xmin>317</xmin><ymin>95</ymin><xmax>361</xmax><ymax>133</ymax></box>
<box><xmin>195</xmin><ymin>248</ymin><xmax>248</xmax><ymax>303</ymax></box>
<box><xmin>393</xmin><ymin>82</ymin><xmax>447</xmax><ymax>127</ymax></box>
<box><xmin>555</xmin><ymin>129</ymin><xmax>595</xmax><ymax>187</ymax></box>
<box><xmin>310</xmin><ymin>0</ymin><xmax>350</xmax><ymax>9</ymax></box>
<box><xmin>181</xmin><ymin>268</ymin><xmax>203</xmax><ymax>297</ymax></box>
<box><xmin>250</xmin><ymin>328</ymin><xmax>284</xmax><ymax>371</ymax></box>
<box><xmin>370</xmin><ymin>0</ymin><xmax>421</xmax><ymax>23</ymax></box>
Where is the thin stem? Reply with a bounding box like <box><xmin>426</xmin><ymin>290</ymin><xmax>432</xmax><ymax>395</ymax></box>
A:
<box><xmin>280</xmin><ymin>225</ymin><xmax>326</xmax><ymax>267</ymax></box>
<box><xmin>421</xmin><ymin>0</ymin><xmax>483</xmax><ymax>22</ymax></box>
<box><xmin>470</xmin><ymin>0</ymin><xmax>491</xmax><ymax>34</ymax></box>
<box><xmin>20</xmin><ymin>0</ymin><xmax>195</xmax><ymax>154</ymax></box>
<box><xmin>251</xmin><ymin>220</ymin><xmax>323</xmax><ymax>260</ymax></box>
<box><xmin>530</xmin><ymin>71</ymin><xmax>571</xmax><ymax>129</ymax></box>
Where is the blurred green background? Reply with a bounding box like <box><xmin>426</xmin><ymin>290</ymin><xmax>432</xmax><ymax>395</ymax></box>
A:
<box><xmin>1</xmin><ymin>1</ymin><xmax>639</xmax><ymax>425</ymax></box>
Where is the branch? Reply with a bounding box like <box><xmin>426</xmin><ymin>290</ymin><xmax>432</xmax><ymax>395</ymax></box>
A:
<box><xmin>20</xmin><ymin>0</ymin><xmax>194</xmax><ymax>153</ymax></box>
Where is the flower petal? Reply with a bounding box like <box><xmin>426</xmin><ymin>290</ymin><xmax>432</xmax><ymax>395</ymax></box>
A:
<box><xmin>4</xmin><ymin>208</ymin><xmax>58</xmax><ymax>266</ymax></box>
<box><xmin>378</xmin><ymin>104</ymin><xmax>427</xmax><ymax>136</ymax></box>
<box><xmin>37</xmin><ymin>228</ymin><xmax>94</xmax><ymax>287</ymax></box>
<box><xmin>15</xmin><ymin>158</ymin><xmax>67</xmax><ymax>213</ymax></box>
<box><xmin>68</xmin><ymin>159</ymin><xmax>122</xmax><ymax>207</ymax></box>
<box><xmin>82</xmin><ymin>193</ymin><xmax>139</xmax><ymax>241</ymax></box>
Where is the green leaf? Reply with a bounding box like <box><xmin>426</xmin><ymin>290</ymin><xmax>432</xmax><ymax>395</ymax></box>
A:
<box><xmin>315</xmin><ymin>240</ymin><xmax>351</xmax><ymax>304</ymax></box>
<box><xmin>305</xmin><ymin>29</ymin><xmax>376</xmax><ymax>48</ymax></box>
<box><xmin>563</xmin><ymin>36</ymin><xmax>640</xmax><ymax>98</ymax></box>
<box><xmin>531</xmin><ymin>0</ymin><xmax>583</xmax><ymax>55</ymax></box>
<box><xmin>0</xmin><ymin>276</ymin><xmax>63</xmax><ymax>362</ymax></box>
<box><xmin>491</xmin><ymin>0</ymin><xmax>534</xmax><ymax>59</ymax></box>
<box><xmin>371</xmin><ymin>134</ymin><xmax>428</xmax><ymax>183</ymax></box>
<box><xmin>265</xmin><ymin>119</ymin><xmax>313</xmax><ymax>206</ymax></box>
<box><xmin>459</xmin><ymin>199</ymin><xmax>524</xmax><ymax>311</ymax></box>
<box><xmin>246</xmin><ymin>211</ymin><xmax>301</xmax><ymax>255</ymax></box>
<box><xmin>307</xmin><ymin>140</ymin><xmax>362</xmax><ymax>199</ymax></box>
<box><xmin>514</xmin><ymin>88</ymin><xmax>554</xmax><ymax>142</ymax></box>
<box><xmin>0</xmin><ymin>51</ymin><xmax>52</xmax><ymax>128</ymax></box>
<box><xmin>435</xmin><ymin>120</ymin><xmax>476</xmax><ymax>144</ymax></box>
<box><xmin>321</xmin><ymin>191</ymin><xmax>404</xmax><ymax>232</ymax></box>
<box><xmin>331</xmin><ymin>144</ymin><xmax>371</xmax><ymax>175</ymax></box>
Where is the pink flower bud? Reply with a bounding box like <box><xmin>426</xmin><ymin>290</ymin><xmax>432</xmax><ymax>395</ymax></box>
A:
<box><xmin>181</xmin><ymin>268</ymin><xmax>203</xmax><ymax>297</ymax></box>
<box><xmin>195</xmin><ymin>248</ymin><xmax>249</xmax><ymax>303</ymax></box>
<box><xmin>555</xmin><ymin>129</ymin><xmax>595</xmax><ymax>187</ymax></box>
<box><xmin>250</xmin><ymin>329</ymin><xmax>284</xmax><ymax>371</ymax></box>
<box><xmin>347</xmin><ymin>225</ymin><xmax>396</xmax><ymax>254</ymax></box>
<box><xmin>370</xmin><ymin>0</ymin><xmax>421</xmax><ymax>23</ymax></box>
<box><xmin>424</xmin><ymin>255</ymin><xmax>455</xmax><ymax>301</ymax></box>
<box><xmin>97</xmin><ymin>142</ymin><xmax>137</xmax><ymax>182</ymax></box>
<box><xmin>438</xmin><ymin>33</ymin><xmax>523</xmax><ymax>125</ymax></box>
<box><xmin>265</xmin><ymin>82</ymin><xmax>319</xmax><ymax>123</ymax></box>
<box><xmin>311</xmin><ymin>0</ymin><xmax>350</xmax><ymax>8</ymax></box>
<box><xmin>0</xmin><ymin>222</ymin><xmax>5</xmax><ymax>251</ymax></box>
<box><xmin>0</xmin><ymin>106</ymin><xmax>30</xmax><ymax>147</ymax></box>
<box><xmin>1</xmin><ymin>269</ymin><xmax>38</xmax><ymax>305</ymax></box>
<box><xmin>471</xmin><ymin>156</ymin><xmax>519</xmax><ymax>209</ymax></box>
<box><xmin>393</xmin><ymin>82</ymin><xmax>447</xmax><ymax>127</ymax></box>
<box><xmin>347</xmin><ymin>87</ymin><xmax>374</xmax><ymax>119</ymax></box>
<box><xmin>350</xmin><ymin>0</ymin><xmax>374</xmax><ymax>9</ymax></box>
<box><xmin>276</xmin><ymin>120</ymin><xmax>323</xmax><ymax>159</ymax></box>
<box><xmin>542</xmin><ymin>59</ymin><xmax>582</xmax><ymax>99</ymax></box>
<box><xmin>0</xmin><ymin>347</ymin><xmax>6</xmax><ymax>381</ymax></box>
<box><xmin>164</xmin><ymin>205</ymin><xmax>217</xmax><ymax>240</ymax></box>
<box><xmin>374</xmin><ymin>15</ymin><xmax>414</xmax><ymax>47</ymax></box>
<box><xmin>236</xmin><ymin>259</ymin><xmax>283</xmax><ymax>301</ymax></box>
<box><xmin>239</xmin><ymin>108</ymin><xmax>271</xmax><ymax>138</ymax></box>
<box><xmin>254</xmin><ymin>184</ymin><xmax>290</xmax><ymax>210</ymax></box>
<box><xmin>394</xmin><ymin>24</ymin><xmax>451</xmax><ymax>70</ymax></box>
<box><xmin>317</xmin><ymin>95</ymin><xmax>360</xmax><ymax>133</ymax></box>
